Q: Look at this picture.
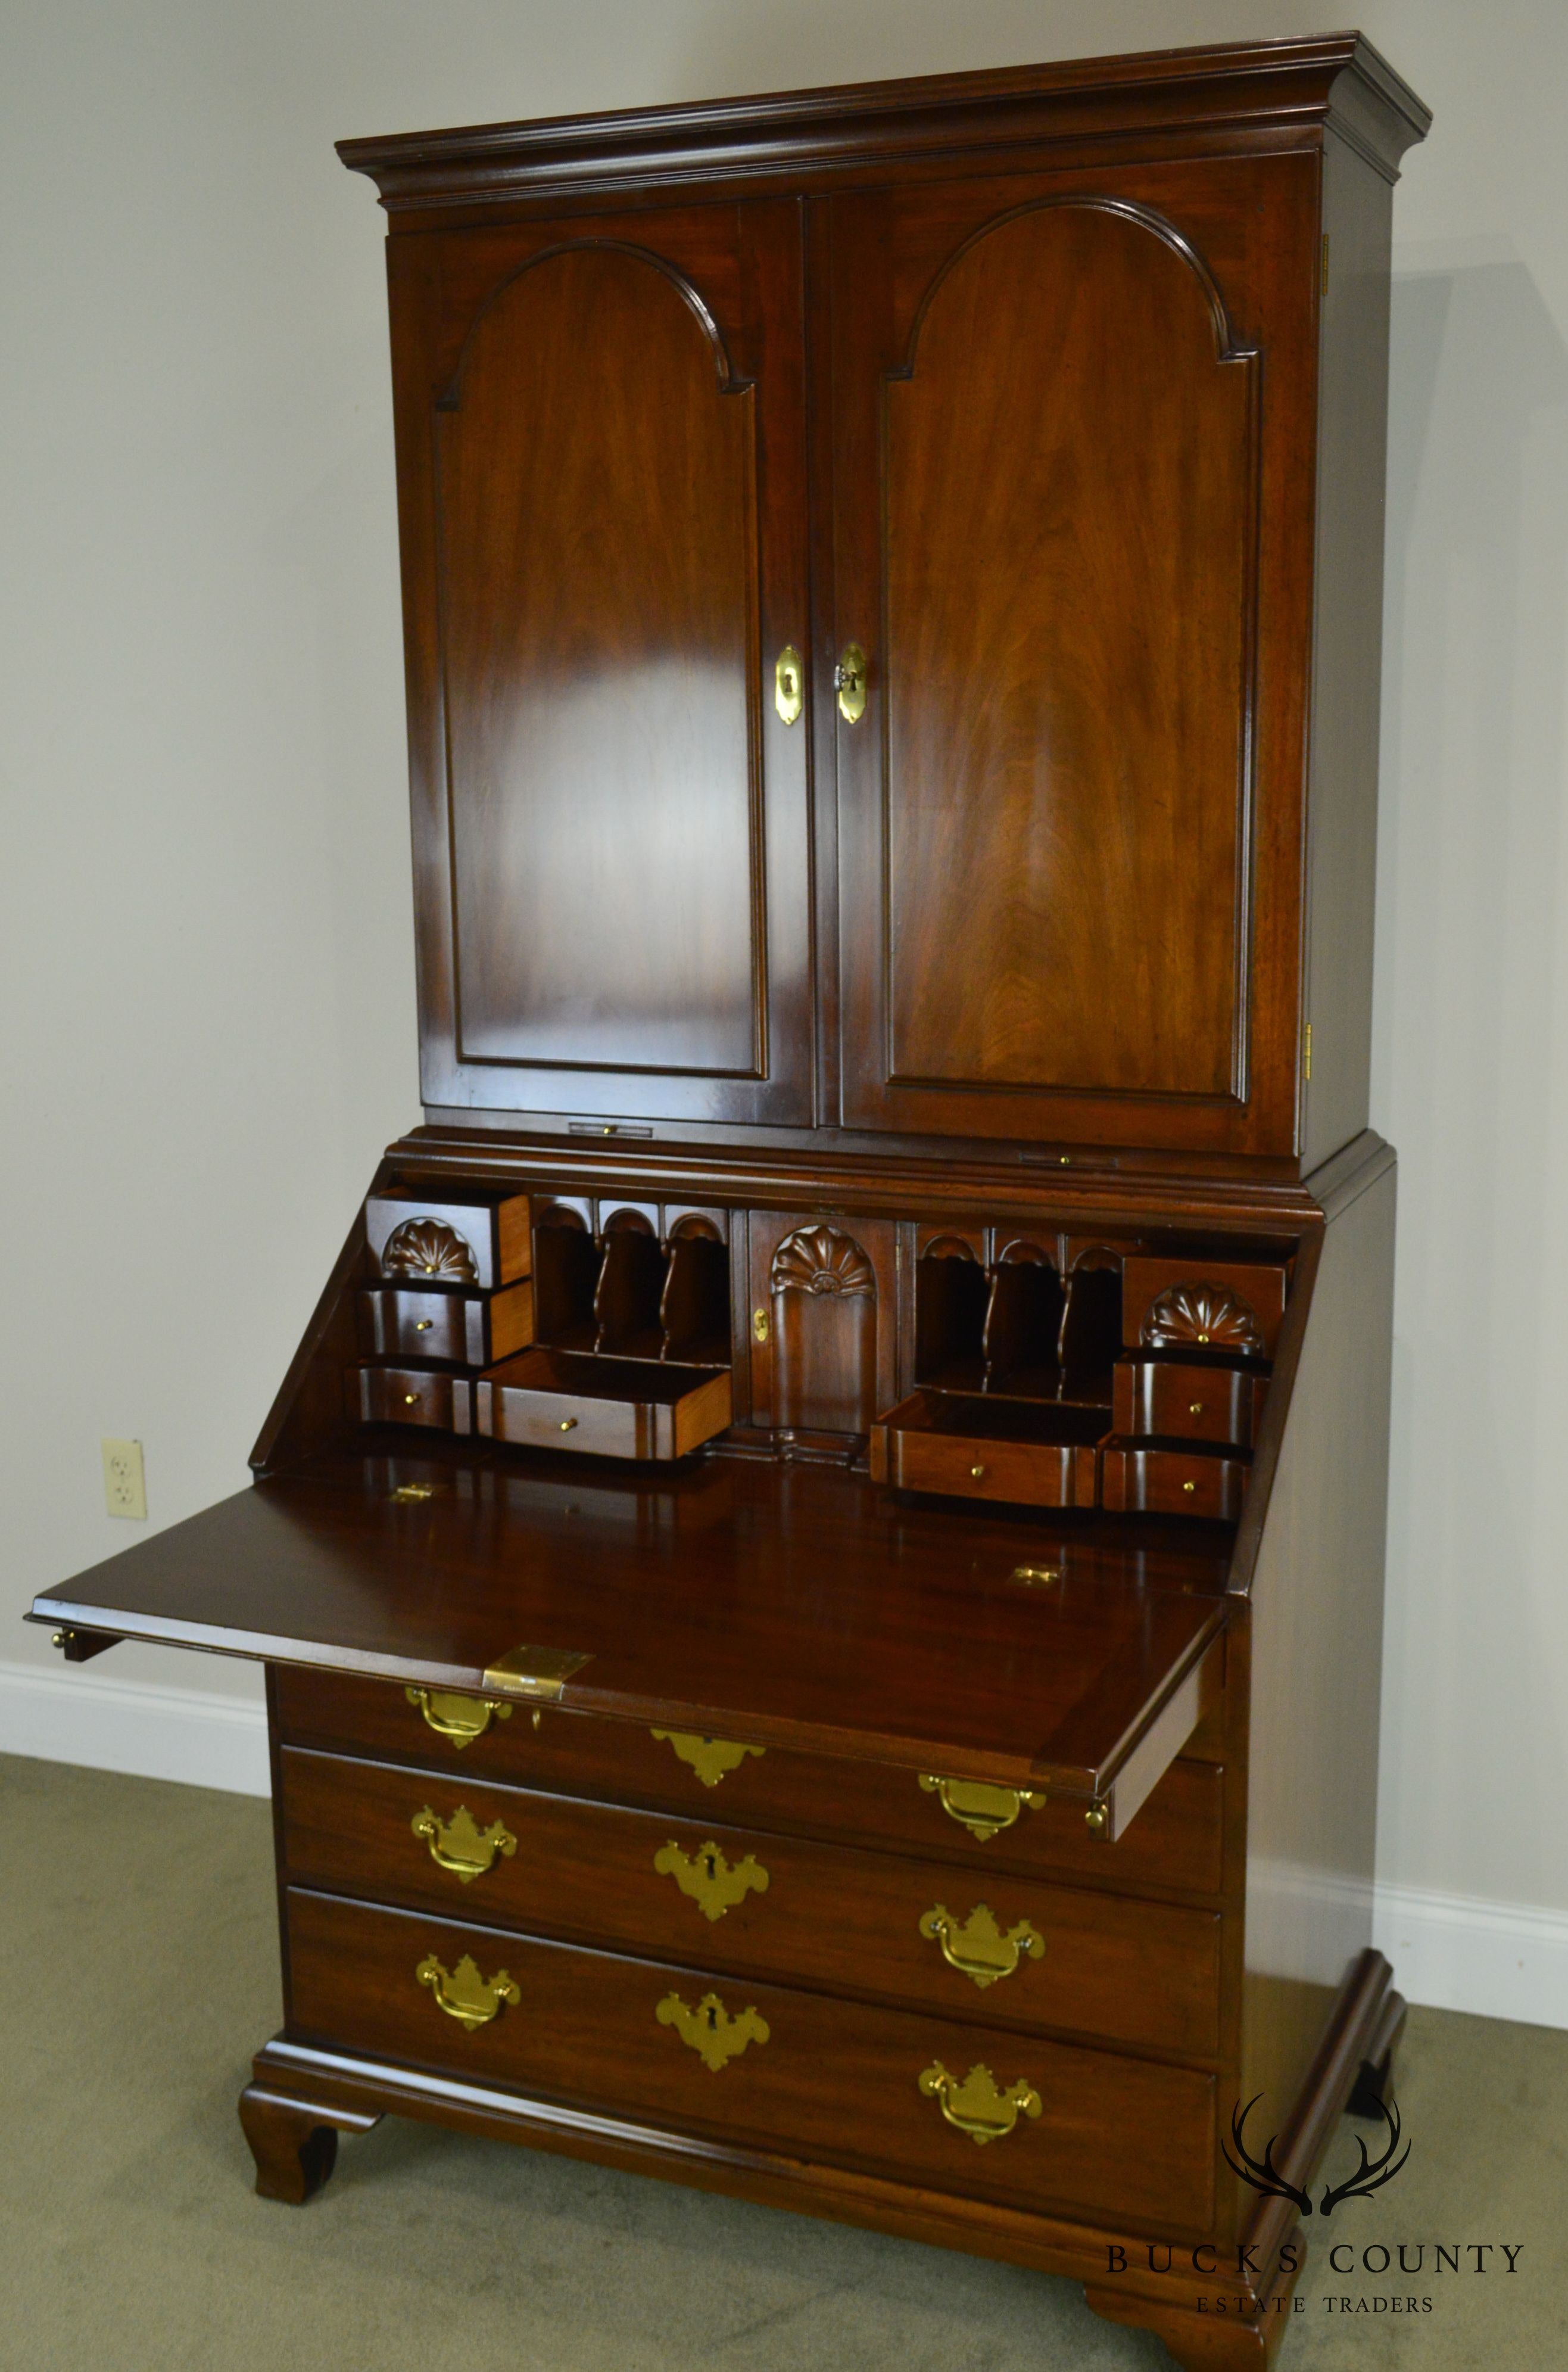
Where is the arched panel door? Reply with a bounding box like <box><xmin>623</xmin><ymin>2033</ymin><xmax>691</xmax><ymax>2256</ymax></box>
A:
<box><xmin>830</xmin><ymin>181</ymin><xmax>1279</xmax><ymax>1155</ymax></box>
<box><xmin>392</xmin><ymin>203</ymin><xmax>812</xmax><ymax>1125</ymax></box>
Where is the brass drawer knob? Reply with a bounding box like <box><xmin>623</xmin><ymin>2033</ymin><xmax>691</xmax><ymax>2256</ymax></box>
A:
<box><xmin>405</xmin><ymin>1686</ymin><xmax>513</xmax><ymax>1747</ymax></box>
<box><xmin>656</xmin><ymin>1989</ymin><xmax>769</xmax><ymax>2072</ymax></box>
<box><xmin>1183</xmin><ymin>1479</ymin><xmax>1197</xmax><ymax>1495</ymax></box>
<box><xmin>414</xmin><ymin>1318</ymin><xmax>434</xmax><ymax>1333</ymax></box>
<box><xmin>654</xmin><ymin>1838</ymin><xmax>769</xmax><ymax>1921</ymax></box>
<box><xmin>919</xmin><ymin>1903</ymin><xmax>1043</xmax><ymax>1990</ymax></box>
<box><xmin>651</xmin><ymin>1729</ymin><xmax>765</xmax><ymax>1786</ymax></box>
<box><xmin>919</xmin><ymin>1773</ymin><xmax>1046</xmax><ymax>1842</ymax></box>
<box><xmin>969</xmin><ymin>1464</ymin><xmax>986</xmax><ymax>1480</ymax></box>
<box><xmin>415</xmin><ymin>1951</ymin><xmax>519</xmax><ymax>2030</ymax></box>
<box><xmin>919</xmin><ymin>2060</ymin><xmax>1042</xmax><ymax>2144</ymax></box>
<box><xmin>411</xmin><ymin>1804</ymin><xmax>518</xmax><ymax>1881</ymax></box>
<box><xmin>558</xmin><ymin>1417</ymin><xmax>577</xmax><ymax>1431</ymax></box>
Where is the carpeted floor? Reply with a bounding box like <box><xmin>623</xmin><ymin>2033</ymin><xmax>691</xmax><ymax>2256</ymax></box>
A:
<box><xmin>2</xmin><ymin>1753</ymin><xmax>1563</xmax><ymax>2371</ymax></box>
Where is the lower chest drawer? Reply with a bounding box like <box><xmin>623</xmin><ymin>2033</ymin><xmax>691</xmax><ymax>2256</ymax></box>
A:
<box><xmin>279</xmin><ymin>1747</ymin><xmax>1221</xmax><ymax>2056</ymax></box>
<box><xmin>273</xmin><ymin>1669</ymin><xmax>1227</xmax><ymax>1900</ymax></box>
<box><xmin>283</xmin><ymin>1887</ymin><xmax>1215</xmax><ymax>2239</ymax></box>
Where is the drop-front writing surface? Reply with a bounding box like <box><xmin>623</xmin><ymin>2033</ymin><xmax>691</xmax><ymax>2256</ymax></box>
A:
<box><xmin>394</xmin><ymin>200</ymin><xmax>814</xmax><ymax>1124</ymax></box>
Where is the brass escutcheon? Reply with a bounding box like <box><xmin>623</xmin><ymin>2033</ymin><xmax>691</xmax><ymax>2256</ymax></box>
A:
<box><xmin>919</xmin><ymin>1774</ymin><xmax>1047</xmax><ymax>1842</ymax></box>
<box><xmin>774</xmin><ymin>645</ymin><xmax>804</xmax><ymax>726</ymax></box>
<box><xmin>919</xmin><ymin>1903</ymin><xmax>1044</xmax><ymax>1990</ymax></box>
<box><xmin>411</xmin><ymin>1803</ymin><xmax>518</xmax><ymax>1882</ymax></box>
<box><xmin>652</xmin><ymin>1730</ymin><xmax>766</xmax><ymax>1788</ymax></box>
<box><xmin>919</xmin><ymin>2060</ymin><xmax>1042</xmax><ymax>2144</ymax></box>
<box><xmin>656</xmin><ymin>1990</ymin><xmax>769</xmax><ymax>2072</ymax></box>
<box><xmin>834</xmin><ymin>642</ymin><xmax>868</xmax><ymax>724</ymax></box>
<box><xmin>406</xmin><ymin>1687</ymin><xmax>512</xmax><ymax>1747</ymax></box>
<box><xmin>415</xmin><ymin>1952</ymin><xmax>519</xmax><ymax>2030</ymax></box>
<box><xmin>653</xmin><ymin>1839</ymin><xmax>769</xmax><ymax>1922</ymax></box>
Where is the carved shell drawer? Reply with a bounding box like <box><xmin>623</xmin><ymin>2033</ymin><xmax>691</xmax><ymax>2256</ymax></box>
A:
<box><xmin>278</xmin><ymin>1745</ymin><xmax>1221</xmax><ymax>2056</ymax></box>
<box><xmin>364</xmin><ymin>1185</ymin><xmax>533</xmax><ymax>1292</ymax></box>
<box><xmin>282</xmin><ymin>1887</ymin><xmax>1217</xmax><ymax>2239</ymax></box>
<box><xmin>271</xmin><ymin>1670</ymin><xmax>1228</xmax><ymax>1901</ymax></box>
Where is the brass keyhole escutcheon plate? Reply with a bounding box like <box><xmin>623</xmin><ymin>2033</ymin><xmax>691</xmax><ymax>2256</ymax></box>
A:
<box><xmin>656</xmin><ymin>1990</ymin><xmax>769</xmax><ymax>2071</ymax></box>
<box><xmin>654</xmin><ymin>1838</ymin><xmax>769</xmax><ymax>1920</ymax></box>
<box><xmin>651</xmin><ymin>1730</ymin><xmax>766</xmax><ymax>1787</ymax></box>
<box><xmin>774</xmin><ymin>644</ymin><xmax>804</xmax><ymax>726</ymax></box>
<box><xmin>835</xmin><ymin>641</ymin><xmax>868</xmax><ymax>723</ymax></box>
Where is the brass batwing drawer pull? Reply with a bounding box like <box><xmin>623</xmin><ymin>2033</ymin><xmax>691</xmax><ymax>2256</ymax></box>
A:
<box><xmin>415</xmin><ymin>1951</ymin><xmax>519</xmax><ymax>2031</ymax></box>
<box><xmin>919</xmin><ymin>1774</ymin><xmax>1047</xmax><ymax>1841</ymax></box>
<box><xmin>919</xmin><ymin>2060</ymin><xmax>1042</xmax><ymax>2145</ymax></box>
<box><xmin>919</xmin><ymin>1902</ymin><xmax>1044</xmax><ymax>1990</ymax></box>
<box><xmin>653</xmin><ymin>1838</ymin><xmax>769</xmax><ymax>1921</ymax></box>
<box><xmin>406</xmin><ymin>1687</ymin><xmax>512</xmax><ymax>1747</ymax></box>
<box><xmin>651</xmin><ymin>1729</ymin><xmax>766</xmax><ymax>1787</ymax></box>
<box><xmin>411</xmin><ymin>1804</ymin><xmax>518</xmax><ymax>1882</ymax></box>
<box><xmin>656</xmin><ymin>1989</ymin><xmax>769</xmax><ymax>2072</ymax></box>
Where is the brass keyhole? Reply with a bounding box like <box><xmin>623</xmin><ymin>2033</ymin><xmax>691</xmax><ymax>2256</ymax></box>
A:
<box><xmin>835</xmin><ymin>642</ymin><xmax>868</xmax><ymax>724</ymax></box>
<box><xmin>774</xmin><ymin>645</ymin><xmax>803</xmax><ymax>726</ymax></box>
<box><xmin>705</xmin><ymin>2003</ymin><xmax>719</xmax><ymax>2030</ymax></box>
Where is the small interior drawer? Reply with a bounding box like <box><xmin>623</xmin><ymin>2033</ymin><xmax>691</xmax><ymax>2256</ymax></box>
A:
<box><xmin>359</xmin><ymin>1278</ymin><xmax>535</xmax><ymax>1366</ymax></box>
<box><xmin>350</xmin><ymin>1362</ymin><xmax>473</xmax><ymax>1435</ymax></box>
<box><xmin>366</xmin><ymin>1185</ymin><xmax>532</xmax><ymax>1290</ymax></box>
<box><xmin>476</xmin><ymin>1347</ymin><xmax>732</xmax><ymax>1461</ymax></box>
<box><xmin>870</xmin><ymin>1389</ymin><xmax>1103</xmax><ymax>1509</ymax></box>
<box><xmin>1112</xmin><ymin>1353</ymin><xmax>1267</xmax><ymax>1449</ymax></box>
<box><xmin>1099</xmin><ymin>1441</ymin><xmax>1248</xmax><ymax>1521</ymax></box>
<box><xmin>1121</xmin><ymin>1255</ymin><xmax>1287</xmax><ymax>1358</ymax></box>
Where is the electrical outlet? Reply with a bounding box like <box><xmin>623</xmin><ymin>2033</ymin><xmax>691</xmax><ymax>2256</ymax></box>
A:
<box><xmin>102</xmin><ymin>1438</ymin><xmax>147</xmax><ymax>1520</ymax></box>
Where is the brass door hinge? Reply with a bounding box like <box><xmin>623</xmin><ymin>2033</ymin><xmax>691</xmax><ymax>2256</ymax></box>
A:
<box><xmin>1321</xmin><ymin>234</ymin><xmax>1330</xmax><ymax>295</ymax></box>
<box><xmin>1304</xmin><ymin>1022</ymin><xmax>1313</xmax><ymax>1082</ymax></box>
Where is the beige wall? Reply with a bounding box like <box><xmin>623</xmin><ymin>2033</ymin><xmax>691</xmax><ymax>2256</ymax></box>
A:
<box><xmin>4</xmin><ymin>2</ymin><xmax>1566</xmax><ymax>1920</ymax></box>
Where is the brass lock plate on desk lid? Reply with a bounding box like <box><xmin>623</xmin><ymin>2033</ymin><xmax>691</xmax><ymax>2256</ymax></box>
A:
<box><xmin>480</xmin><ymin>1643</ymin><xmax>593</xmax><ymax>1702</ymax></box>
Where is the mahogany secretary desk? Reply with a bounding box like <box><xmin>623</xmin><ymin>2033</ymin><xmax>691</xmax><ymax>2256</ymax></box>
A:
<box><xmin>31</xmin><ymin>35</ymin><xmax>1428</xmax><ymax>2370</ymax></box>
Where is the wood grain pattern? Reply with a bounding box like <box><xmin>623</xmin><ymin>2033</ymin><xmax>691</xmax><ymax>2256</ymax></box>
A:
<box><xmin>278</xmin><ymin>1746</ymin><xmax>1222</xmax><ymax>2055</ymax></box>
<box><xmin>283</xmin><ymin>1887</ymin><xmax>1217</xmax><ymax>2236</ymax></box>
<box><xmin>273</xmin><ymin>1667</ymin><xmax>1230</xmax><ymax>1900</ymax></box>
<box><xmin>438</xmin><ymin>242</ymin><xmax>762</xmax><ymax>1078</ymax></box>
<box><xmin>881</xmin><ymin>200</ymin><xmax>1255</xmax><ymax>1102</ymax></box>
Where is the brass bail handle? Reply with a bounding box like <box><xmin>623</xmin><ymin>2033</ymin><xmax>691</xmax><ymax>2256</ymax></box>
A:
<box><xmin>835</xmin><ymin>642</ymin><xmax>868</xmax><ymax>723</ymax></box>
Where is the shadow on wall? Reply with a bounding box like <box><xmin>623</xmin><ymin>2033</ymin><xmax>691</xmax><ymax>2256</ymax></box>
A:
<box><xmin>1376</xmin><ymin>250</ymin><xmax>1568</xmax><ymax>1902</ymax></box>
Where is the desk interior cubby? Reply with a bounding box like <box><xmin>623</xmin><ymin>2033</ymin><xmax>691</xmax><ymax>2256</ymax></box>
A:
<box><xmin>346</xmin><ymin>1177</ymin><xmax>1290</xmax><ymax>1520</ymax></box>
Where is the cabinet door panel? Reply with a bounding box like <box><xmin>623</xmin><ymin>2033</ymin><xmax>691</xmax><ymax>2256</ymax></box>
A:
<box><xmin>831</xmin><ymin>163</ymin><xmax>1313</xmax><ymax>1154</ymax></box>
<box><xmin>394</xmin><ymin>203</ymin><xmax>812</xmax><ymax>1123</ymax></box>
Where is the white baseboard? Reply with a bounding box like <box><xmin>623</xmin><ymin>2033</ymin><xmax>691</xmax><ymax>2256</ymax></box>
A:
<box><xmin>1372</xmin><ymin>1881</ymin><xmax>1568</xmax><ymax>2033</ymax></box>
<box><xmin>0</xmin><ymin>1655</ymin><xmax>269</xmax><ymax>1795</ymax></box>
<box><xmin>3</xmin><ymin>1658</ymin><xmax>1565</xmax><ymax>2031</ymax></box>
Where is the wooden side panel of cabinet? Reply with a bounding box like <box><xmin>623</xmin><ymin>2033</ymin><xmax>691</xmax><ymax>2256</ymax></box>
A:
<box><xmin>389</xmin><ymin>200</ymin><xmax>814</xmax><ymax>1125</ymax></box>
<box><xmin>830</xmin><ymin>154</ymin><xmax>1320</xmax><ymax>1157</ymax></box>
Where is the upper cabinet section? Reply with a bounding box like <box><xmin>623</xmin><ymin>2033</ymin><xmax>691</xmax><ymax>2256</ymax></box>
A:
<box><xmin>386</xmin><ymin>201</ymin><xmax>813</xmax><ymax>1125</ymax></box>
<box><xmin>344</xmin><ymin>36</ymin><xmax>1429</xmax><ymax>1167</ymax></box>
